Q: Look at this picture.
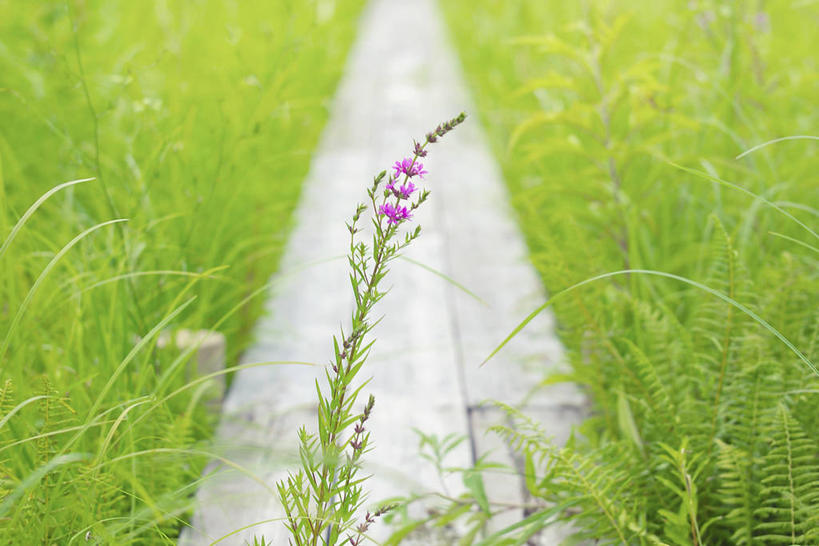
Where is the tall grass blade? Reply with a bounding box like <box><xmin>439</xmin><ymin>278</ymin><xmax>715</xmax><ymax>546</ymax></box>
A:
<box><xmin>482</xmin><ymin>269</ymin><xmax>817</xmax><ymax>377</ymax></box>
<box><xmin>0</xmin><ymin>177</ymin><xmax>93</xmax><ymax>261</ymax></box>
<box><xmin>0</xmin><ymin>218</ymin><xmax>127</xmax><ymax>361</ymax></box>
<box><xmin>666</xmin><ymin>161</ymin><xmax>818</xmax><ymax>242</ymax></box>
<box><xmin>85</xmin><ymin>296</ymin><xmax>195</xmax><ymax>422</ymax></box>
<box><xmin>736</xmin><ymin>135</ymin><xmax>819</xmax><ymax>159</ymax></box>
<box><xmin>0</xmin><ymin>452</ymin><xmax>90</xmax><ymax>517</ymax></box>
<box><xmin>399</xmin><ymin>255</ymin><xmax>487</xmax><ymax>305</ymax></box>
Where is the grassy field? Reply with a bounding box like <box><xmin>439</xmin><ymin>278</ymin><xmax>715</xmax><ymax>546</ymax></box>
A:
<box><xmin>441</xmin><ymin>1</ymin><xmax>819</xmax><ymax>544</ymax></box>
<box><xmin>0</xmin><ymin>0</ymin><xmax>364</xmax><ymax>542</ymax></box>
<box><xmin>2</xmin><ymin>0</ymin><xmax>818</xmax><ymax>544</ymax></box>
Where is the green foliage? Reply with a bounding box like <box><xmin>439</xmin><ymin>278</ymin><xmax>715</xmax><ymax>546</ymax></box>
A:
<box><xmin>441</xmin><ymin>0</ymin><xmax>818</xmax><ymax>544</ymax></box>
<box><xmin>753</xmin><ymin>404</ymin><xmax>819</xmax><ymax>544</ymax></box>
<box><xmin>250</xmin><ymin>535</ymin><xmax>272</xmax><ymax>546</ymax></box>
<box><xmin>382</xmin><ymin>429</ymin><xmax>507</xmax><ymax>546</ymax></box>
<box><xmin>278</xmin><ymin>117</ymin><xmax>466</xmax><ymax>545</ymax></box>
<box><xmin>0</xmin><ymin>0</ymin><xmax>365</xmax><ymax>542</ymax></box>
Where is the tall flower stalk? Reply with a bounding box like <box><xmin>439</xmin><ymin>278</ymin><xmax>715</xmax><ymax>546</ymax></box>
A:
<box><xmin>277</xmin><ymin>113</ymin><xmax>467</xmax><ymax>546</ymax></box>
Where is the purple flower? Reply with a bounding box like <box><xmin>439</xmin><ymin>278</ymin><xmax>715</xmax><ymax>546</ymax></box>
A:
<box><xmin>398</xmin><ymin>181</ymin><xmax>416</xmax><ymax>198</ymax></box>
<box><xmin>385</xmin><ymin>177</ymin><xmax>397</xmax><ymax>193</ymax></box>
<box><xmin>392</xmin><ymin>159</ymin><xmax>412</xmax><ymax>177</ymax></box>
<box><xmin>378</xmin><ymin>203</ymin><xmax>412</xmax><ymax>225</ymax></box>
<box><xmin>386</xmin><ymin>177</ymin><xmax>417</xmax><ymax>199</ymax></box>
<box><xmin>392</xmin><ymin>158</ymin><xmax>428</xmax><ymax>179</ymax></box>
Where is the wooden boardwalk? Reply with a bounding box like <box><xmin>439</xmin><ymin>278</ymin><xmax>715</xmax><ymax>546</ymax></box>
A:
<box><xmin>182</xmin><ymin>0</ymin><xmax>584</xmax><ymax>543</ymax></box>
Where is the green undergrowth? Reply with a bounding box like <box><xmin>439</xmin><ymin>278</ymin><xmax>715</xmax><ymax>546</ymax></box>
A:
<box><xmin>0</xmin><ymin>0</ymin><xmax>364</xmax><ymax>543</ymax></box>
<box><xmin>441</xmin><ymin>1</ymin><xmax>818</xmax><ymax>544</ymax></box>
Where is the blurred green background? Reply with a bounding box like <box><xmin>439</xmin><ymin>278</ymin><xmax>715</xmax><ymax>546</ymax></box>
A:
<box><xmin>440</xmin><ymin>1</ymin><xmax>819</xmax><ymax>543</ymax></box>
<box><xmin>1</xmin><ymin>0</ymin><xmax>817</xmax><ymax>543</ymax></box>
<box><xmin>0</xmin><ymin>0</ymin><xmax>364</xmax><ymax>542</ymax></box>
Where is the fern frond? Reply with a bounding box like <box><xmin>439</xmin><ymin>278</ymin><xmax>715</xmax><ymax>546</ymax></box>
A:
<box><xmin>487</xmin><ymin>401</ymin><xmax>556</xmax><ymax>459</ymax></box>
<box><xmin>714</xmin><ymin>440</ymin><xmax>756</xmax><ymax>545</ymax></box>
<box><xmin>0</xmin><ymin>379</ymin><xmax>14</xmax><ymax>418</ymax></box>
<box><xmin>753</xmin><ymin>404</ymin><xmax>819</xmax><ymax>544</ymax></box>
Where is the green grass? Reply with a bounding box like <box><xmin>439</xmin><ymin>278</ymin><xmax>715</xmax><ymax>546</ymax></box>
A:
<box><xmin>3</xmin><ymin>1</ymin><xmax>818</xmax><ymax>543</ymax></box>
<box><xmin>441</xmin><ymin>1</ymin><xmax>819</xmax><ymax>544</ymax></box>
<box><xmin>0</xmin><ymin>0</ymin><xmax>365</xmax><ymax>542</ymax></box>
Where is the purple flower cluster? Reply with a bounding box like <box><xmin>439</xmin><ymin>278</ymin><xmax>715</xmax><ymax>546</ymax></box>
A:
<box><xmin>378</xmin><ymin>157</ymin><xmax>425</xmax><ymax>225</ymax></box>
<box><xmin>392</xmin><ymin>158</ymin><xmax>428</xmax><ymax>178</ymax></box>
<box><xmin>386</xmin><ymin>179</ymin><xmax>416</xmax><ymax>199</ymax></box>
<box><xmin>378</xmin><ymin>203</ymin><xmax>412</xmax><ymax>225</ymax></box>
<box><xmin>376</xmin><ymin>113</ymin><xmax>466</xmax><ymax>227</ymax></box>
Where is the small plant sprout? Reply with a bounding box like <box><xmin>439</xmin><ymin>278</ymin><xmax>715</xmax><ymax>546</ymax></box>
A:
<box><xmin>276</xmin><ymin>113</ymin><xmax>467</xmax><ymax>545</ymax></box>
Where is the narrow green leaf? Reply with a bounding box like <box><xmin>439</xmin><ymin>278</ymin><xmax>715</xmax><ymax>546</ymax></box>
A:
<box><xmin>463</xmin><ymin>469</ymin><xmax>490</xmax><ymax>514</ymax></box>
<box><xmin>616</xmin><ymin>389</ymin><xmax>644</xmax><ymax>455</ymax></box>
<box><xmin>0</xmin><ymin>177</ymin><xmax>93</xmax><ymax>261</ymax></box>
<box><xmin>482</xmin><ymin>269</ymin><xmax>817</xmax><ymax>378</ymax></box>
